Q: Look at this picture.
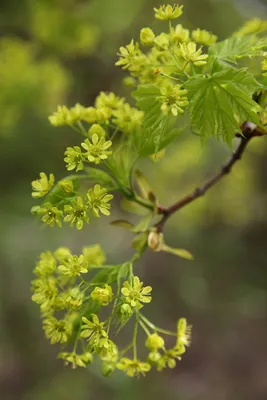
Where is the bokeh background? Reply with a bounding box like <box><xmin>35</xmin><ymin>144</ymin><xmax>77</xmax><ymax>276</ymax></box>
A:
<box><xmin>1</xmin><ymin>0</ymin><xmax>267</xmax><ymax>399</ymax></box>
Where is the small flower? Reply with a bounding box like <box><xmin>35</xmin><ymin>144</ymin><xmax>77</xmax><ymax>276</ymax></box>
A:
<box><xmin>176</xmin><ymin>318</ymin><xmax>192</xmax><ymax>347</ymax></box>
<box><xmin>31</xmin><ymin>172</ymin><xmax>54</xmax><ymax>199</ymax></box>
<box><xmin>115</xmin><ymin>40</ymin><xmax>140</xmax><ymax>70</ymax></box>
<box><xmin>67</xmin><ymin>103</ymin><xmax>89</xmax><ymax>123</ymax></box>
<box><xmin>234</xmin><ymin>18</ymin><xmax>267</xmax><ymax>38</ymax></box>
<box><xmin>33</xmin><ymin>203</ymin><xmax>63</xmax><ymax>228</ymax></box>
<box><xmin>155</xmin><ymin>344</ymin><xmax>186</xmax><ymax>371</ymax></box>
<box><xmin>48</xmin><ymin>105</ymin><xmax>69</xmax><ymax>126</ymax></box>
<box><xmin>64</xmin><ymin>197</ymin><xmax>89</xmax><ymax>230</ymax></box>
<box><xmin>117</xmin><ymin>358</ymin><xmax>151</xmax><ymax>377</ymax></box>
<box><xmin>32</xmin><ymin>277</ymin><xmax>58</xmax><ymax>311</ymax></box>
<box><xmin>64</xmin><ymin>146</ymin><xmax>85</xmax><ymax>172</ymax></box>
<box><xmin>87</xmin><ymin>184</ymin><xmax>113</xmax><ymax>217</ymax></box>
<box><xmin>58</xmin><ymin>179</ymin><xmax>74</xmax><ymax>194</ymax></box>
<box><xmin>179</xmin><ymin>42</ymin><xmax>208</xmax><ymax>66</ymax></box>
<box><xmin>145</xmin><ymin>333</ymin><xmax>165</xmax><ymax>351</ymax></box>
<box><xmin>158</xmin><ymin>84</ymin><xmax>189</xmax><ymax>116</ymax></box>
<box><xmin>154</xmin><ymin>33</ymin><xmax>170</xmax><ymax>50</ymax></box>
<box><xmin>58</xmin><ymin>351</ymin><xmax>93</xmax><ymax>369</ymax></box>
<box><xmin>95</xmin><ymin>92</ymin><xmax>125</xmax><ymax>110</ymax></box>
<box><xmin>171</xmin><ymin>24</ymin><xmax>190</xmax><ymax>43</ymax></box>
<box><xmin>121</xmin><ymin>276</ymin><xmax>152</xmax><ymax>308</ymax></box>
<box><xmin>90</xmin><ymin>284</ymin><xmax>113</xmax><ymax>306</ymax></box>
<box><xmin>154</xmin><ymin>4</ymin><xmax>183</xmax><ymax>21</ymax></box>
<box><xmin>54</xmin><ymin>247</ymin><xmax>72</xmax><ymax>263</ymax></box>
<box><xmin>34</xmin><ymin>251</ymin><xmax>56</xmax><ymax>276</ymax></box>
<box><xmin>140</xmin><ymin>28</ymin><xmax>155</xmax><ymax>46</ymax></box>
<box><xmin>65</xmin><ymin>287</ymin><xmax>84</xmax><ymax>310</ymax></box>
<box><xmin>80</xmin><ymin>314</ymin><xmax>107</xmax><ymax>346</ymax></box>
<box><xmin>192</xmin><ymin>29</ymin><xmax>218</xmax><ymax>46</ymax></box>
<box><xmin>112</xmin><ymin>103</ymin><xmax>144</xmax><ymax>134</ymax></box>
<box><xmin>81</xmin><ymin>134</ymin><xmax>112</xmax><ymax>164</ymax></box>
<box><xmin>43</xmin><ymin>316</ymin><xmax>72</xmax><ymax>344</ymax></box>
<box><xmin>88</xmin><ymin>124</ymin><xmax>106</xmax><ymax>139</ymax></box>
<box><xmin>82</xmin><ymin>244</ymin><xmax>106</xmax><ymax>266</ymax></box>
<box><xmin>58</xmin><ymin>255</ymin><xmax>88</xmax><ymax>277</ymax></box>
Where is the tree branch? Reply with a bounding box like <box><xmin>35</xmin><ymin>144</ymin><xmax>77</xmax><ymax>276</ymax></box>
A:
<box><xmin>155</xmin><ymin>122</ymin><xmax>265</xmax><ymax>232</ymax></box>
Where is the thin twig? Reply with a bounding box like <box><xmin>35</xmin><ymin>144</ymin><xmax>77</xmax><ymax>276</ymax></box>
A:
<box><xmin>155</xmin><ymin>122</ymin><xmax>265</xmax><ymax>232</ymax></box>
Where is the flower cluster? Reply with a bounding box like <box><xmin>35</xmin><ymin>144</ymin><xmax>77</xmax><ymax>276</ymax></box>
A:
<box><xmin>31</xmin><ymin>182</ymin><xmax>113</xmax><ymax>230</ymax></box>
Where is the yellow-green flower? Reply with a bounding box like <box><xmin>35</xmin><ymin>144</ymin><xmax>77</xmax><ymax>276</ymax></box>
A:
<box><xmin>234</xmin><ymin>18</ymin><xmax>267</xmax><ymax>37</ymax></box>
<box><xmin>65</xmin><ymin>287</ymin><xmax>84</xmax><ymax>310</ymax></box>
<box><xmin>43</xmin><ymin>316</ymin><xmax>72</xmax><ymax>344</ymax></box>
<box><xmin>34</xmin><ymin>251</ymin><xmax>56</xmax><ymax>276</ymax></box>
<box><xmin>64</xmin><ymin>146</ymin><xmax>85</xmax><ymax>172</ymax></box>
<box><xmin>121</xmin><ymin>276</ymin><xmax>152</xmax><ymax>308</ymax></box>
<box><xmin>176</xmin><ymin>318</ymin><xmax>192</xmax><ymax>347</ymax></box>
<box><xmin>82</xmin><ymin>244</ymin><xmax>106</xmax><ymax>266</ymax></box>
<box><xmin>115</xmin><ymin>40</ymin><xmax>140</xmax><ymax>70</ymax></box>
<box><xmin>95</xmin><ymin>91</ymin><xmax>125</xmax><ymax>110</ymax></box>
<box><xmin>81</xmin><ymin>134</ymin><xmax>112</xmax><ymax>164</ymax></box>
<box><xmin>171</xmin><ymin>24</ymin><xmax>190</xmax><ymax>43</ymax></box>
<box><xmin>145</xmin><ymin>333</ymin><xmax>165</xmax><ymax>351</ymax></box>
<box><xmin>48</xmin><ymin>105</ymin><xmax>69</xmax><ymax>126</ymax></box>
<box><xmin>58</xmin><ymin>255</ymin><xmax>88</xmax><ymax>277</ymax></box>
<box><xmin>32</xmin><ymin>277</ymin><xmax>58</xmax><ymax>311</ymax></box>
<box><xmin>58</xmin><ymin>351</ymin><xmax>93</xmax><ymax>369</ymax></box>
<box><xmin>88</xmin><ymin>124</ymin><xmax>106</xmax><ymax>139</ymax></box>
<box><xmin>117</xmin><ymin>358</ymin><xmax>151</xmax><ymax>377</ymax></box>
<box><xmin>32</xmin><ymin>204</ymin><xmax>63</xmax><ymax>228</ymax></box>
<box><xmin>192</xmin><ymin>29</ymin><xmax>218</xmax><ymax>46</ymax></box>
<box><xmin>158</xmin><ymin>84</ymin><xmax>189</xmax><ymax>116</ymax></box>
<box><xmin>112</xmin><ymin>103</ymin><xmax>144</xmax><ymax>134</ymax></box>
<box><xmin>87</xmin><ymin>184</ymin><xmax>113</xmax><ymax>217</ymax></box>
<box><xmin>140</xmin><ymin>28</ymin><xmax>155</xmax><ymax>46</ymax></box>
<box><xmin>80</xmin><ymin>314</ymin><xmax>107</xmax><ymax>346</ymax></box>
<box><xmin>90</xmin><ymin>284</ymin><xmax>113</xmax><ymax>306</ymax></box>
<box><xmin>64</xmin><ymin>197</ymin><xmax>89</xmax><ymax>230</ymax></box>
<box><xmin>54</xmin><ymin>247</ymin><xmax>72</xmax><ymax>263</ymax></box>
<box><xmin>154</xmin><ymin>4</ymin><xmax>183</xmax><ymax>21</ymax></box>
<box><xmin>179</xmin><ymin>42</ymin><xmax>208</xmax><ymax>66</ymax></box>
<box><xmin>58</xmin><ymin>179</ymin><xmax>74</xmax><ymax>194</ymax></box>
<box><xmin>31</xmin><ymin>172</ymin><xmax>54</xmax><ymax>199</ymax></box>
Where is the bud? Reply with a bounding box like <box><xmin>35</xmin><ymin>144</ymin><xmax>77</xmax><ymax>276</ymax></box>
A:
<box><xmin>140</xmin><ymin>27</ymin><xmax>155</xmax><ymax>45</ymax></box>
<box><xmin>102</xmin><ymin>362</ymin><xmax>115</xmax><ymax>376</ymax></box>
<box><xmin>145</xmin><ymin>333</ymin><xmax>165</xmax><ymax>350</ymax></box>
<box><xmin>59</xmin><ymin>179</ymin><xmax>74</xmax><ymax>194</ymax></box>
<box><xmin>89</xmin><ymin>124</ymin><xmax>106</xmax><ymax>138</ymax></box>
<box><xmin>148</xmin><ymin>351</ymin><xmax>161</xmax><ymax>363</ymax></box>
<box><xmin>90</xmin><ymin>285</ymin><xmax>113</xmax><ymax>306</ymax></box>
<box><xmin>120</xmin><ymin>303</ymin><xmax>132</xmax><ymax>315</ymax></box>
<box><xmin>148</xmin><ymin>231</ymin><xmax>164</xmax><ymax>252</ymax></box>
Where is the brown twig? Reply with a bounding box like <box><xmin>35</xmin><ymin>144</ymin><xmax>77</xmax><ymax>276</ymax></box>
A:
<box><xmin>155</xmin><ymin>122</ymin><xmax>265</xmax><ymax>232</ymax></box>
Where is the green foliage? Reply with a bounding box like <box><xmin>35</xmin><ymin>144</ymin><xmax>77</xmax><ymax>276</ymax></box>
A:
<box><xmin>30</xmin><ymin>2</ymin><xmax>267</xmax><ymax>379</ymax></box>
<box><xmin>185</xmin><ymin>68</ymin><xmax>262</xmax><ymax>142</ymax></box>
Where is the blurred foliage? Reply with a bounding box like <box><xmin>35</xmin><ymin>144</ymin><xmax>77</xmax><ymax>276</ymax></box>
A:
<box><xmin>1</xmin><ymin>0</ymin><xmax>267</xmax><ymax>399</ymax></box>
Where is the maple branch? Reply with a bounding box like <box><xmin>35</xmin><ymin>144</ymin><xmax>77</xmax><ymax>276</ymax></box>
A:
<box><xmin>156</xmin><ymin>122</ymin><xmax>265</xmax><ymax>232</ymax></box>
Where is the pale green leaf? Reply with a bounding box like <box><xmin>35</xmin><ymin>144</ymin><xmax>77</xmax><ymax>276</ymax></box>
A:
<box><xmin>185</xmin><ymin>68</ymin><xmax>262</xmax><ymax>143</ymax></box>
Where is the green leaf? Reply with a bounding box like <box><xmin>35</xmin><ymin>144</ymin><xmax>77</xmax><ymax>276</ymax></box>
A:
<box><xmin>132</xmin><ymin>213</ymin><xmax>153</xmax><ymax>233</ymax></box>
<box><xmin>117</xmin><ymin>262</ymin><xmax>132</xmax><ymax>285</ymax></box>
<box><xmin>135</xmin><ymin>169</ymin><xmax>156</xmax><ymax>201</ymax></box>
<box><xmin>185</xmin><ymin>68</ymin><xmax>262</xmax><ymax>143</ymax></box>
<box><xmin>162</xmin><ymin>245</ymin><xmax>194</xmax><ymax>260</ymax></box>
<box><xmin>209</xmin><ymin>35</ymin><xmax>267</xmax><ymax>64</ymax></box>
<box><xmin>110</xmin><ymin>220</ymin><xmax>135</xmax><ymax>231</ymax></box>
<box><xmin>90</xmin><ymin>265</ymin><xmax>121</xmax><ymax>285</ymax></box>
<box><xmin>132</xmin><ymin>84</ymin><xmax>184</xmax><ymax>155</ymax></box>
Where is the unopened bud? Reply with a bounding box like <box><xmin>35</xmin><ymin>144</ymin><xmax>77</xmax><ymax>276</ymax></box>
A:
<box><xmin>140</xmin><ymin>27</ymin><xmax>155</xmax><ymax>45</ymax></box>
<box><xmin>148</xmin><ymin>231</ymin><xmax>164</xmax><ymax>252</ymax></box>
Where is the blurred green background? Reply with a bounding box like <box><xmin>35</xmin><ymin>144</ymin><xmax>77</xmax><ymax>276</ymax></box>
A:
<box><xmin>1</xmin><ymin>0</ymin><xmax>267</xmax><ymax>399</ymax></box>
